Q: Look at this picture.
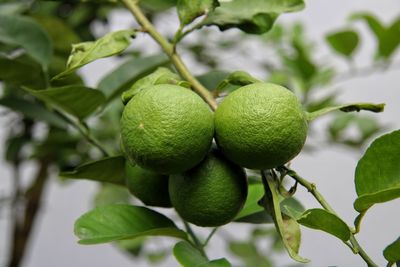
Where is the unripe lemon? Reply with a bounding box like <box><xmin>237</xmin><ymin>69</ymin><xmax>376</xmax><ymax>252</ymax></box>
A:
<box><xmin>121</xmin><ymin>84</ymin><xmax>214</xmax><ymax>174</ymax></box>
<box><xmin>125</xmin><ymin>162</ymin><xmax>171</xmax><ymax>208</ymax></box>
<box><xmin>215</xmin><ymin>83</ymin><xmax>308</xmax><ymax>169</ymax></box>
<box><xmin>169</xmin><ymin>149</ymin><xmax>247</xmax><ymax>227</ymax></box>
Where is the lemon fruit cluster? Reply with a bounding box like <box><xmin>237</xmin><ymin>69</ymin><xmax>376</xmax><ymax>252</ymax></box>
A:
<box><xmin>215</xmin><ymin>83</ymin><xmax>308</xmax><ymax>169</ymax></box>
<box><xmin>121</xmin><ymin>81</ymin><xmax>308</xmax><ymax>227</ymax></box>
<box><xmin>121</xmin><ymin>84</ymin><xmax>214</xmax><ymax>174</ymax></box>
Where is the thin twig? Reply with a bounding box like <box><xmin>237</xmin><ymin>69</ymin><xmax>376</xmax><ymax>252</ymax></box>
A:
<box><xmin>120</xmin><ymin>0</ymin><xmax>217</xmax><ymax>111</ymax></box>
<box><xmin>56</xmin><ymin>112</ymin><xmax>110</xmax><ymax>157</ymax></box>
<box><xmin>278</xmin><ymin>166</ymin><xmax>378</xmax><ymax>267</ymax></box>
<box><xmin>182</xmin><ymin>220</ymin><xmax>208</xmax><ymax>259</ymax></box>
<box><xmin>202</xmin><ymin>227</ymin><xmax>218</xmax><ymax>247</ymax></box>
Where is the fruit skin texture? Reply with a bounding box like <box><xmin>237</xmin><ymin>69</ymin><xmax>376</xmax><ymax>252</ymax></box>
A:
<box><xmin>125</xmin><ymin>162</ymin><xmax>171</xmax><ymax>208</ymax></box>
<box><xmin>169</xmin><ymin>149</ymin><xmax>248</xmax><ymax>227</ymax></box>
<box><xmin>121</xmin><ymin>84</ymin><xmax>214</xmax><ymax>174</ymax></box>
<box><xmin>215</xmin><ymin>83</ymin><xmax>308</xmax><ymax>170</ymax></box>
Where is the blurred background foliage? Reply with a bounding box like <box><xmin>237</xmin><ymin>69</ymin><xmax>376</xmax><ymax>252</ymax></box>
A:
<box><xmin>0</xmin><ymin>0</ymin><xmax>399</xmax><ymax>267</ymax></box>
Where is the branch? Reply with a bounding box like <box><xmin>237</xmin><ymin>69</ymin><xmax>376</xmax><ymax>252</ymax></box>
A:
<box><xmin>7</xmin><ymin>159</ymin><xmax>50</xmax><ymax>267</ymax></box>
<box><xmin>56</xmin><ymin>111</ymin><xmax>110</xmax><ymax>157</ymax></box>
<box><xmin>120</xmin><ymin>0</ymin><xmax>217</xmax><ymax>111</ymax></box>
<box><xmin>277</xmin><ymin>166</ymin><xmax>378</xmax><ymax>267</ymax></box>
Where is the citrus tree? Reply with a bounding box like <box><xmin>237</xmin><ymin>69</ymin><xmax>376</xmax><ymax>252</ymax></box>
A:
<box><xmin>1</xmin><ymin>1</ymin><xmax>400</xmax><ymax>267</ymax></box>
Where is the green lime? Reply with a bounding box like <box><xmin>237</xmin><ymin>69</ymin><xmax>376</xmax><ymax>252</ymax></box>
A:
<box><xmin>169</xmin><ymin>149</ymin><xmax>248</xmax><ymax>227</ymax></box>
<box><xmin>125</xmin><ymin>162</ymin><xmax>171</xmax><ymax>208</ymax></box>
<box><xmin>215</xmin><ymin>83</ymin><xmax>308</xmax><ymax>169</ymax></box>
<box><xmin>121</xmin><ymin>84</ymin><xmax>214</xmax><ymax>174</ymax></box>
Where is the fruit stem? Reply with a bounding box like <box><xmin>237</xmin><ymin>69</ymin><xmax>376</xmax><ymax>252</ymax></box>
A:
<box><xmin>182</xmin><ymin>220</ymin><xmax>209</xmax><ymax>259</ymax></box>
<box><xmin>278</xmin><ymin>166</ymin><xmax>378</xmax><ymax>267</ymax></box>
<box><xmin>120</xmin><ymin>0</ymin><xmax>218</xmax><ymax>111</ymax></box>
<box><xmin>202</xmin><ymin>227</ymin><xmax>218</xmax><ymax>248</ymax></box>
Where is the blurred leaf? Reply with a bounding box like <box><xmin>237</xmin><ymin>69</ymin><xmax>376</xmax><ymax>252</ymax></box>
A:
<box><xmin>262</xmin><ymin>173</ymin><xmax>309</xmax><ymax>263</ymax></box>
<box><xmin>61</xmin><ymin>156</ymin><xmax>126</xmax><ymax>185</ymax></box>
<box><xmin>229</xmin><ymin>241</ymin><xmax>273</xmax><ymax>267</ymax></box>
<box><xmin>0</xmin><ymin>2</ymin><xmax>31</xmax><ymax>15</ymax></box>
<box><xmin>5</xmin><ymin>136</ymin><xmax>29</xmax><ymax>162</ymax></box>
<box><xmin>0</xmin><ymin>97</ymin><xmax>66</xmax><ymax>128</ymax></box>
<box><xmin>196</xmin><ymin>70</ymin><xmax>230</xmax><ymax>91</ymax></box>
<box><xmin>326</xmin><ymin>30</ymin><xmax>359</xmax><ymax>58</ymax></box>
<box><xmin>177</xmin><ymin>0</ymin><xmax>219</xmax><ymax>26</ymax></box>
<box><xmin>352</xmin><ymin>13</ymin><xmax>400</xmax><ymax>59</ymax></box>
<box><xmin>204</xmin><ymin>0</ymin><xmax>305</xmax><ymax>34</ymax></box>
<box><xmin>146</xmin><ymin>250</ymin><xmax>168</xmax><ymax>263</ymax></box>
<box><xmin>384</xmin><ymin>237</ymin><xmax>400</xmax><ymax>264</ymax></box>
<box><xmin>94</xmin><ymin>184</ymin><xmax>131</xmax><ymax>207</ymax></box>
<box><xmin>98</xmin><ymin>54</ymin><xmax>169</xmax><ymax>102</ymax></box>
<box><xmin>74</xmin><ymin>204</ymin><xmax>187</xmax><ymax>244</ymax></box>
<box><xmin>140</xmin><ymin>0</ymin><xmax>177</xmax><ymax>11</ymax></box>
<box><xmin>173</xmin><ymin>241</ymin><xmax>232</xmax><ymax>267</ymax></box>
<box><xmin>354</xmin><ymin>130</ymin><xmax>400</xmax><ymax>213</ymax></box>
<box><xmin>23</xmin><ymin>85</ymin><xmax>106</xmax><ymax>120</ymax></box>
<box><xmin>116</xmin><ymin>238</ymin><xmax>144</xmax><ymax>257</ymax></box>
<box><xmin>53</xmin><ymin>29</ymin><xmax>135</xmax><ymax>80</ymax></box>
<box><xmin>0</xmin><ymin>55</ymin><xmax>45</xmax><ymax>87</ymax></box>
<box><xmin>34</xmin><ymin>15</ymin><xmax>80</xmax><ymax>55</ymax></box>
<box><xmin>297</xmin><ymin>209</ymin><xmax>350</xmax><ymax>241</ymax></box>
<box><xmin>306</xmin><ymin>94</ymin><xmax>337</xmax><ymax>113</ymax></box>
<box><xmin>328</xmin><ymin>114</ymin><xmax>381</xmax><ymax>148</ymax></box>
<box><xmin>0</xmin><ymin>15</ymin><xmax>52</xmax><ymax>67</ymax></box>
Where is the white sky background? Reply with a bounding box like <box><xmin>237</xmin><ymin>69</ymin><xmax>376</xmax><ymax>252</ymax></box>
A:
<box><xmin>1</xmin><ymin>1</ymin><xmax>400</xmax><ymax>267</ymax></box>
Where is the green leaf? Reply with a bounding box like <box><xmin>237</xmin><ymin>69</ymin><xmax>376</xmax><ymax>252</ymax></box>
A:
<box><xmin>53</xmin><ymin>29</ymin><xmax>135</xmax><ymax>80</ymax></box>
<box><xmin>352</xmin><ymin>13</ymin><xmax>400</xmax><ymax>59</ymax></box>
<box><xmin>204</xmin><ymin>0</ymin><xmax>305</xmax><ymax>34</ymax></box>
<box><xmin>0</xmin><ymin>15</ymin><xmax>52</xmax><ymax>67</ymax></box>
<box><xmin>0</xmin><ymin>97</ymin><xmax>66</xmax><ymax>128</ymax></box>
<box><xmin>384</xmin><ymin>237</ymin><xmax>400</xmax><ymax>264</ymax></box>
<box><xmin>261</xmin><ymin>172</ymin><xmax>309</xmax><ymax>263</ymax></box>
<box><xmin>326</xmin><ymin>29</ymin><xmax>359</xmax><ymax>58</ymax></box>
<box><xmin>235</xmin><ymin>183</ymin><xmax>265</xmax><ymax>220</ymax></box>
<box><xmin>354</xmin><ymin>130</ymin><xmax>400</xmax><ymax>212</ymax></box>
<box><xmin>306</xmin><ymin>102</ymin><xmax>385</xmax><ymax>121</ymax></box>
<box><xmin>173</xmin><ymin>241</ymin><xmax>231</xmax><ymax>267</ymax></box>
<box><xmin>74</xmin><ymin>204</ymin><xmax>187</xmax><ymax>244</ymax></box>
<box><xmin>98</xmin><ymin>54</ymin><xmax>169</xmax><ymax>102</ymax></box>
<box><xmin>280</xmin><ymin>197</ymin><xmax>305</xmax><ymax>220</ymax></box>
<box><xmin>177</xmin><ymin>0</ymin><xmax>219</xmax><ymax>26</ymax></box>
<box><xmin>121</xmin><ymin>67</ymin><xmax>181</xmax><ymax>104</ymax></box>
<box><xmin>0</xmin><ymin>55</ymin><xmax>44</xmax><ymax>87</ymax></box>
<box><xmin>60</xmin><ymin>156</ymin><xmax>126</xmax><ymax>186</ymax></box>
<box><xmin>297</xmin><ymin>209</ymin><xmax>350</xmax><ymax>242</ymax></box>
<box><xmin>23</xmin><ymin>85</ymin><xmax>106</xmax><ymax>120</ymax></box>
